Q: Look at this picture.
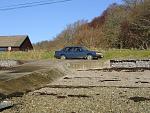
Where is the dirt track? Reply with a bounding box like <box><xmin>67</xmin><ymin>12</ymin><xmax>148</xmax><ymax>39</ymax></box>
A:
<box><xmin>0</xmin><ymin>60</ymin><xmax>150</xmax><ymax>113</ymax></box>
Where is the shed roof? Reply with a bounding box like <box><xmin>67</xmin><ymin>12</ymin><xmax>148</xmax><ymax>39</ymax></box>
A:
<box><xmin>0</xmin><ymin>35</ymin><xmax>28</xmax><ymax>47</ymax></box>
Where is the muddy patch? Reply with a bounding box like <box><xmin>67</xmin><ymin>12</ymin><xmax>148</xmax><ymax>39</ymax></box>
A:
<box><xmin>67</xmin><ymin>94</ymin><xmax>91</xmax><ymax>98</ymax></box>
<box><xmin>81</xmin><ymin>67</ymin><xmax>150</xmax><ymax>72</ymax></box>
<box><xmin>63</xmin><ymin>77</ymin><xmax>71</xmax><ymax>79</ymax></box>
<box><xmin>129</xmin><ymin>96</ymin><xmax>150</xmax><ymax>102</ymax></box>
<box><xmin>33</xmin><ymin>92</ymin><xmax>57</xmax><ymax>96</ymax></box>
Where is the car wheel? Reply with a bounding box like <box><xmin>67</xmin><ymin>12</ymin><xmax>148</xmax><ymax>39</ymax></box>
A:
<box><xmin>87</xmin><ymin>55</ymin><xmax>93</xmax><ymax>60</ymax></box>
<box><xmin>60</xmin><ymin>55</ymin><xmax>66</xmax><ymax>60</ymax></box>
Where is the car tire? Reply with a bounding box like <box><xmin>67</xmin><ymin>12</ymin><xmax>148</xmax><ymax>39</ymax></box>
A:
<box><xmin>60</xmin><ymin>55</ymin><xmax>66</xmax><ymax>60</ymax></box>
<box><xmin>87</xmin><ymin>55</ymin><xmax>93</xmax><ymax>60</ymax></box>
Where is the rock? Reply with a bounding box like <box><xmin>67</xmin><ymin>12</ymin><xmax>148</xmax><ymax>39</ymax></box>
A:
<box><xmin>110</xmin><ymin>59</ymin><xmax>150</xmax><ymax>68</ymax></box>
<box><xmin>0</xmin><ymin>60</ymin><xmax>19</xmax><ymax>68</ymax></box>
<box><xmin>0</xmin><ymin>101</ymin><xmax>13</xmax><ymax>110</ymax></box>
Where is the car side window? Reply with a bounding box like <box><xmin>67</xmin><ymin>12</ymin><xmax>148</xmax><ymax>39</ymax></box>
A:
<box><xmin>63</xmin><ymin>47</ymin><xmax>84</xmax><ymax>52</ymax></box>
<box><xmin>79</xmin><ymin>48</ymin><xmax>83</xmax><ymax>52</ymax></box>
<box><xmin>64</xmin><ymin>47</ymin><xmax>73</xmax><ymax>52</ymax></box>
<box><xmin>70</xmin><ymin>47</ymin><xmax>75</xmax><ymax>52</ymax></box>
<box><xmin>73</xmin><ymin>48</ymin><xmax>78</xmax><ymax>52</ymax></box>
<box><xmin>76</xmin><ymin>48</ymin><xmax>83</xmax><ymax>52</ymax></box>
<box><xmin>73</xmin><ymin>48</ymin><xmax>83</xmax><ymax>52</ymax></box>
<box><xmin>68</xmin><ymin>48</ymin><xmax>72</xmax><ymax>52</ymax></box>
<box><xmin>63</xmin><ymin>47</ymin><xmax>69</xmax><ymax>52</ymax></box>
<box><xmin>77</xmin><ymin>48</ymin><xmax>81</xmax><ymax>52</ymax></box>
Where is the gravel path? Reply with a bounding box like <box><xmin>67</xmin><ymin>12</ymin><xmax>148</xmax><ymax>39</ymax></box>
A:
<box><xmin>1</xmin><ymin>61</ymin><xmax>150</xmax><ymax>113</ymax></box>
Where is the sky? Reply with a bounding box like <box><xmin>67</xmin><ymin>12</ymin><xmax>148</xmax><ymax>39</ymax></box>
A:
<box><xmin>0</xmin><ymin>0</ymin><xmax>123</xmax><ymax>43</ymax></box>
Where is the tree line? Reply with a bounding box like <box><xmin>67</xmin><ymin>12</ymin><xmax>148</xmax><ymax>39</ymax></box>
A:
<box><xmin>34</xmin><ymin>0</ymin><xmax>150</xmax><ymax>50</ymax></box>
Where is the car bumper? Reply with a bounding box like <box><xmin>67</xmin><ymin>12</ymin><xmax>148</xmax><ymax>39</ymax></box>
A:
<box><xmin>96</xmin><ymin>53</ymin><xmax>103</xmax><ymax>58</ymax></box>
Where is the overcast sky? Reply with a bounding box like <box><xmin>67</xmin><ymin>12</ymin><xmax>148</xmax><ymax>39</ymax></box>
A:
<box><xmin>0</xmin><ymin>0</ymin><xmax>123</xmax><ymax>43</ymax></box>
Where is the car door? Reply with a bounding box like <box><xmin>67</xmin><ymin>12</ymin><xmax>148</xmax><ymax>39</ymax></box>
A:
<box><xmin>69</xmin><ymin>47</ymin><xmax>77</xmax><ymax>58</ymax></box>
<box><xmin>64</xmin><ymin>47</ymin><xmax>73</xmax><ymax>58</ymax></box>
<box><xmin>67</xmin><ymin>47</ymin><xmax>80</xmax><ymax>59</ymax></box>
<box><xmin>74</xmin><ymin>47</ymin><xmax>87</xmax><ymax>58</ymax></box>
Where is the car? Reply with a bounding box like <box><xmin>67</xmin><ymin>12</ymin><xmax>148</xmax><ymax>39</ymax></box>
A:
<box><xmin>54</xmin><ymin>46</ymin><xmax>103</xmax><ymax>60</ymax></box>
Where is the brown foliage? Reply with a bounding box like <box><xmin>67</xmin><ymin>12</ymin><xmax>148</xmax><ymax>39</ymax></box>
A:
<box><xmin>34</xmin><ymin>0</ymin><xmax>150</xmax><ymax>50</ymax></box>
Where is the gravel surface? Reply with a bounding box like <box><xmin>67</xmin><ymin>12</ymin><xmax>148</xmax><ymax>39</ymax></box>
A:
<box><xmin>1</xmin><ymin>87</ymin><xmax>150</xmax><ymax>113</ymax></box>
<box><xmin>0</xmin><ymin>60</ymin><xmax>150</xmax><ymax>113</ymax></box>
<box><xmin>0</xmin><ymin>60</ymin><xmax>21</xmax><ymax>68</ymax></box>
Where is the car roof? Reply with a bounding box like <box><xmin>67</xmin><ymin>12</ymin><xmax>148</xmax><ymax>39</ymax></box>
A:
<box><xmin>65</xmin><ymin>46</ymin><xmax>83</xmax><ymax>48</ymax></box>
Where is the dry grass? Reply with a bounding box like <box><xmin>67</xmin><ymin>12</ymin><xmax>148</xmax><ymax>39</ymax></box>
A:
<box><xmin>0</xmin><ymin>49</ymin><xmax>149</xmax><ymax>61</ymax></box>
<box><xmin>0</xmin><ymin>50</ymin><xmax>54</xmax><ymax>60</ymax></box>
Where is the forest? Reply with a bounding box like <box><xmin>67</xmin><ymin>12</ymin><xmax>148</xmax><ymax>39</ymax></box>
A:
<box><xmin>34</xmin><ymin>0</ymin><xmax>150</xmax><ymax>50</ymax></box>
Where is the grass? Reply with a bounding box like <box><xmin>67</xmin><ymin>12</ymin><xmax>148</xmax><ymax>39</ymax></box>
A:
<box><xmin>102</xmin><ymin>49</ymin><xmax>150</xmax><ymax>60</ymax></box>
<box><xmin>0</xmin><ymin>49</ymin><xmax>149</xmax><ymax>61</ymax></box>
<box><xmin>0</xmin><ymin>50</ymin><xmax>54</xmax><ymax>60</ymax></box>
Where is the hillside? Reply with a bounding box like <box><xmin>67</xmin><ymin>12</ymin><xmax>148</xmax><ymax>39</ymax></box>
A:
<box><xmin>34</xmin><ymin>0</ymin><xmax>150</xmax><ymax>50</ymax></box>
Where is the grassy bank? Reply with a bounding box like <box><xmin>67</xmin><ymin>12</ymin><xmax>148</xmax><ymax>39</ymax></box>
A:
<box><xmin>102</xmin><ymin>49</ymin><xmax>150</xmax><ymax>60</ymax></box>
<box><xmin>0</xmin><ymin>49</ymin><xmax>149</xmax><ymax>60</ymax></box>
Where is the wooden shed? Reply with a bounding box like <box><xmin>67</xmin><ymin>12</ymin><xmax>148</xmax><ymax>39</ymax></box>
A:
<box><xmin>0</xmin><ymin>35</ymin><xmax>33</xmax><ymax>51</ymax></box>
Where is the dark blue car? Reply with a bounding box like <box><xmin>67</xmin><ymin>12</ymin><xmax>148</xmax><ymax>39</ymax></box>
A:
<box><xmin>54</xmin><ymin>46</ymin><xmax>103</xmax><ymax>60</ymax></box>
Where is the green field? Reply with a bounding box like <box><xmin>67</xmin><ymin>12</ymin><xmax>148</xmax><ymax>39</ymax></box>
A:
<box><xmin>0</xmin><ymin>49</ymin><xmax>149</xmax><ymax>60</ymax></box>
<box><xmin>102</xmin><ymin>49</ymin><xmax>150</xmax><ymax>60</ymax></box>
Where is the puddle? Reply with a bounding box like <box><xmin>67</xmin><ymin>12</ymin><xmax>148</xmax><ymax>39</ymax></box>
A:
<box><xmin>74</xmin><ymin>77</ymin><xmax>92</xmax><ymax>79</ymax></box>
<box><xmin>57</xmin><ymin>95</ymin><xmax>67</xmax><ymax>99</ymax></box>
<box><xmin>33</xmin><ymin>92</ymin><xmax>57</xmax><ymax>96</ymax></box>
<box><xmin>135</xmin><ymin>81</ymin><xmax>149</xmax><ymax>84</ymax></box>
<box><xmin>68</xmin><ymin>94</ymin><xmax>91</xmax><ymax>98</ymax></box>
<box><xmin>129</xmin><ymin>96</ymin><xmax>150</xmax><ymax>102</ymax></box>
<box><xmin>63</xmin><ymin>77</ymin><xmax>71</xmax><ymax>79</ymax></box>
<box><xmin>99</xmin><ymin>79</ymin><xmax>121</xmax><ymax>82</ymax></box>
<box><xmin>136</xmin><ymin>78</ymin><xmax>140</xmax><ymax>79</ymax></box>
